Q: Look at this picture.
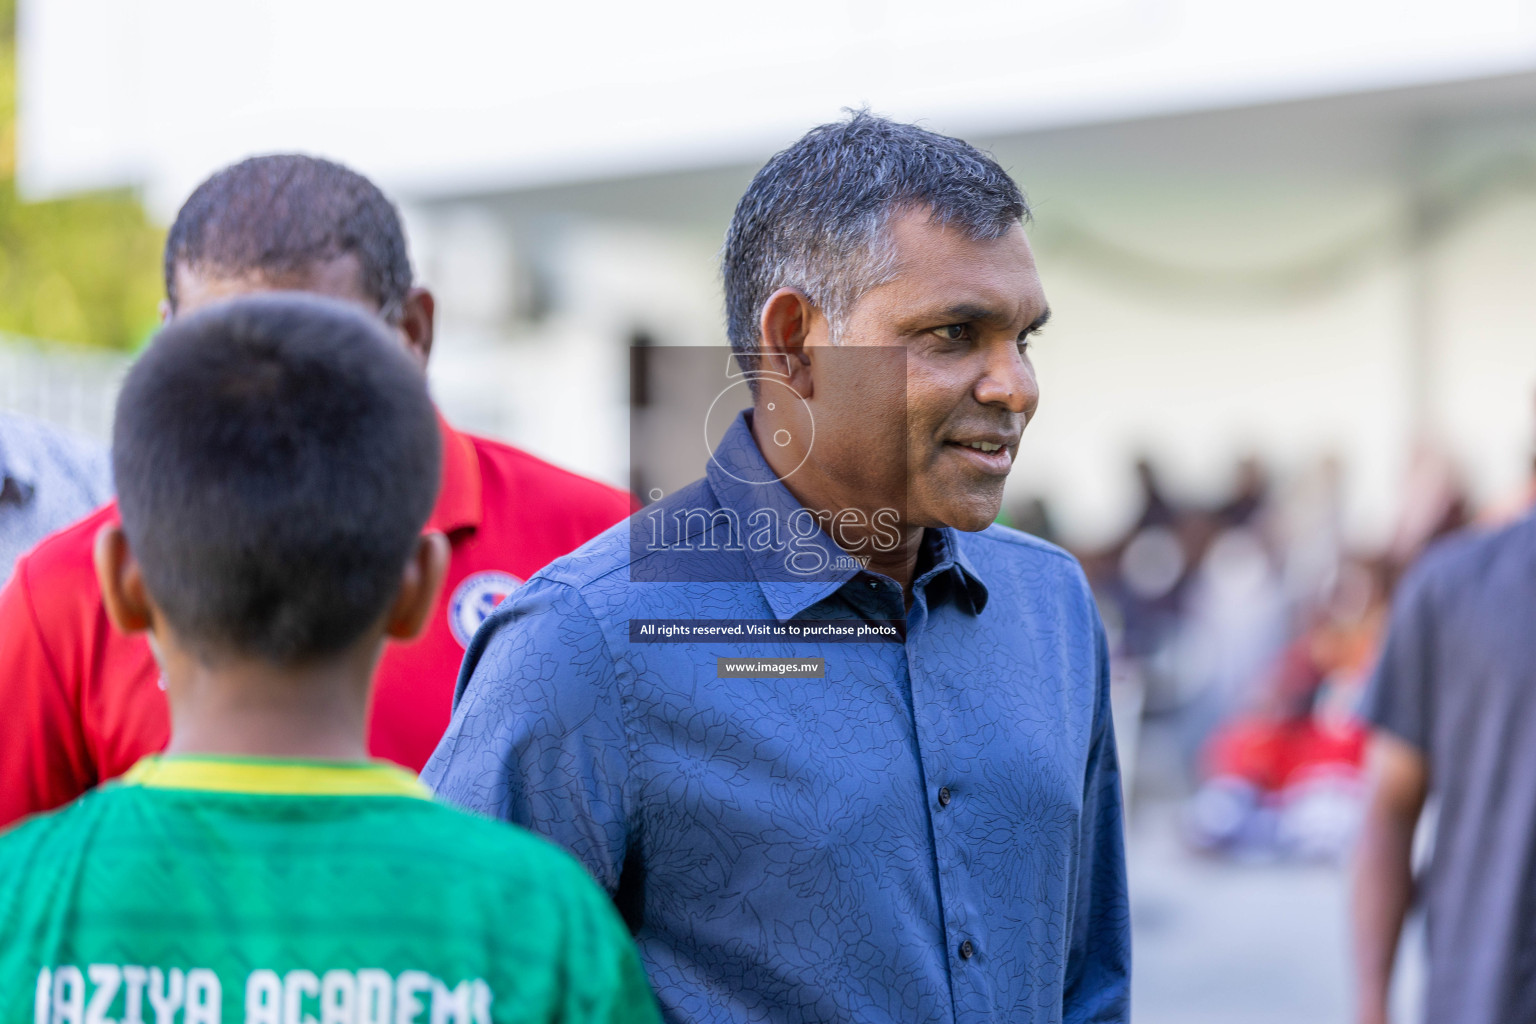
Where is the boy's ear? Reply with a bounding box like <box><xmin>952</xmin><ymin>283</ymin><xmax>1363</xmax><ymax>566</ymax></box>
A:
<box><xmin>385</xmin><ymin>531</ymin><xmax>450</xmax><ymax>642</ymax></box>
<box><xmin>94</xmin><ymin>524</ymin><xmax>154</xmax><ymax>635</ymax></box>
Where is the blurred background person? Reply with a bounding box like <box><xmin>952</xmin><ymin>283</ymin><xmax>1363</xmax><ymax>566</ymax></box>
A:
<box><xmin>1185</xmin><ymin>557</ymin><xmax>1384</xmax><ymax>861</ymax></box>
<box><xmin>1350</xmin><ymin>497</ymin><xmax>1536</xmax><ymax>1024</ymax></box>
<box><xmin>0</xmin><ymin>411</ymin><xmax>108</xmax><ymax>583</ymax></box>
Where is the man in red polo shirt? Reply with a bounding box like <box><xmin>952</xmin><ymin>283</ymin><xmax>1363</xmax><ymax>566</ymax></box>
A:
<box><xmin>0</xmin><ymin>155</ymin><xmax>631</xmax><ymax>826</ymax></box>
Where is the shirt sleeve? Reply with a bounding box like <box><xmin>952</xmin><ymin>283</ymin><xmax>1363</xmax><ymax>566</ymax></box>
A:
<box><xmin>1360</xmin><ymin>563</ymin><xmax>1436</xmax><ymax>753</ymax></box>
<box><xmin>1063</xmin><ymin>610</ymin><xmax>1131</xmax><ymax>1024</ymax></box>
<box><xmin>423</xmin><ymin>578</ymin><xmax>633</xmax><ymax>894</ymax></box>
<box><xmin>0</xmin><ymin>556</ymin><xmax>95</xmax><ymax>828</ymax></box>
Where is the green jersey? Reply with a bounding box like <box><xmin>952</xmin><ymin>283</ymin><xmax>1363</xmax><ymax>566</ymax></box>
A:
<box><xmin>0</xmin><ymin>756</ymin><xmax>659</xmax><ymax>1024</ymax></box>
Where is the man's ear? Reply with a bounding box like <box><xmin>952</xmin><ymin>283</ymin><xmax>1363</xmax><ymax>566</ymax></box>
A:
<box><xmin>757</xmin><ymin>287</ymin><xmax>818</xmax><ymax>399</ymax></box>
<box><xmin>384</xmin><ymin>531</ymin><xmax>451</xmax><ymax>642</ymax></box>
<box><xmin>157</xmin><ymin>299</ymin><xmax>173</xmax><ymax>325</ymax></box>
<box><xmin>399</xmin><ymin>287</ymin><xmax>435</xmax><ymax>368</ymax></box>
<box><xmin>94</xmin><ymin>524</ymin><xmax>154</xmax><ymax>635</ymax></box>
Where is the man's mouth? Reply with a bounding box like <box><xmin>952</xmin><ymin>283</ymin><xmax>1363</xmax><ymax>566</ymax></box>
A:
<box><xmin>944</xmin><ymin>437</ymin><xmax>1016</xmax><ymax>474</ymax></box>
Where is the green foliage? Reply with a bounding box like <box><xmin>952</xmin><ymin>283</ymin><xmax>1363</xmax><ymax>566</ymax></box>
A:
<box><xmin>0</xmin><ymin>0</ymin><xmax>164</xmax><ymax>350</ymax></box>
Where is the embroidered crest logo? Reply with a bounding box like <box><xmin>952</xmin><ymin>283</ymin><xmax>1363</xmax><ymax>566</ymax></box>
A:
<box><xmin>447</xmin><ymin>570</ymin><xmax>523</xmax><ymax>648</ymax></box>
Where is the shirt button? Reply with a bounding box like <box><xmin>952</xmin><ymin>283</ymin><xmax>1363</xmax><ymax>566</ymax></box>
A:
<box><xmin>937</xmin><ymin>786</ymin><xmax>952</xmax><ymax>808</ymax></box>
<box><xmin>959</xmin><ymin>940</ymin><xmax>975</xmax><ymax>960</ymax></box>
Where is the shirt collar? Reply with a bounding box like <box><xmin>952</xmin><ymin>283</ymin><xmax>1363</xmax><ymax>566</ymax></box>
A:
<box><xmin>702</xmin><ymin>411</ymin><xmax>989</xmax><ymax>621</ymax></box>
<box><xmin>428</xmin><ymin>413</ymin><xmax>482</xmax><ymax>535</ymax></box>
<box><xmin>705</xmin><ymin>411</ymin><xmax>861</xmax><ymax>621</ymax></box>
<box><xmin>915</xmin><ymin>523</ymin><xmax>990</xmax><ymax>615</ymax></box>
<box><xmin>121</xmin><ymin>755</ymin><xmax>431</xmax><ymax>799</ymax></box>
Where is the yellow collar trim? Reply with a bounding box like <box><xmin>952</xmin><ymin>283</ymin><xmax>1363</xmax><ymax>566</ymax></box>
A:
<box><xmin>122</xmin><ymin>756</ymin><xmax>430</xmax><ymax>799</ymax></box>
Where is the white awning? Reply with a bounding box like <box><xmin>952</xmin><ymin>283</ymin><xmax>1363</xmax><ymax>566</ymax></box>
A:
<box><xmin>19</xmin><ymin>0</ymin><xmax>1536</xmax><ymax>211</ymax></box>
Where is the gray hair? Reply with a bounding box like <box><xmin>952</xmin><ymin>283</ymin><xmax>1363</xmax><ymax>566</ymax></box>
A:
<box><xmin>722</xmin><ymin>111</ymin><xmax>1029</xmax><ymax>371</ymax></box>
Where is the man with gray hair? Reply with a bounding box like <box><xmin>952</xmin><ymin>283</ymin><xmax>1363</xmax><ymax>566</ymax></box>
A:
<box><xmin>426</xmin><ymin>112</ymin><xmax>1130</xmax><ymax>1023</ymax></box>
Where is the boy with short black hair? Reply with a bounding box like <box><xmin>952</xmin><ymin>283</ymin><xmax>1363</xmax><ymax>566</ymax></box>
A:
<box><xmin>0</xmin><ymin>294</ymin><xmax>657</xmax><ymax>1024</ymax></box>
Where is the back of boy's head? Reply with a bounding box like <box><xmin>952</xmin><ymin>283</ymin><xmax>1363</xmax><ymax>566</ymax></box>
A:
<box><xmin>112</xmin><ymin>293</ymin><xmax>441</xmax><ymax>665</ymax></box>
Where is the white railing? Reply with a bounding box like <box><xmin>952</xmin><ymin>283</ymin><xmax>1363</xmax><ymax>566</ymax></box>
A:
<box><xmin>0</xmin><ymin>335</ymin><xmax>130</xmax><ymax>441</ymax></box>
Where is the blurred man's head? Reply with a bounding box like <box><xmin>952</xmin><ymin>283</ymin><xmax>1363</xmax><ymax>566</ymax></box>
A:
<box><xmin>723</xmin><ymin>112</ymin><xmax>1047</xmax><ymax>533</ymax></box>
<box><xmin>163</xmin><ymin>155</ymin><xmax>434</xmax><ymax>365</ymax></box>
<box><xmin>99</xmin><ymin>294</ymin><xmax>445</xmax><ymax>671</ymax></box>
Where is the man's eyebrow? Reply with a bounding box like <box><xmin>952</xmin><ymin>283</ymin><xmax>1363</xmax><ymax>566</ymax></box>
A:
<box><xmin>935</xmin><ymin>303</ymin><xmax>1007</xmax><ymax>325</ymax></box>
<box><xmin>1025</xmin><ymin>307</ymin><xmax>1052</xmax><ymax>334</ymax></box>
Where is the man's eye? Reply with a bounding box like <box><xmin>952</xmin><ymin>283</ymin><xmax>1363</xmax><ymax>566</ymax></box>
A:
<box><xmin>933</xmin><ymin>324</ymin><xmax>969</xmax><ymax>342</ymax></box>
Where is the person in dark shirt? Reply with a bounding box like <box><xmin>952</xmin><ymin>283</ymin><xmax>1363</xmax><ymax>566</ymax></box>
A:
<box><xmin>1352</xmin><ymin>515</ymin><xmax>1536</xmax><ymax>1024</ymax></box>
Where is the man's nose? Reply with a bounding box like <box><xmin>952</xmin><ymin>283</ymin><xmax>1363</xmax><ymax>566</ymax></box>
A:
<box><xmin>973</xmin><ymin>341</ymin><xmax>1039</xmax><ymax>416</ymax></box>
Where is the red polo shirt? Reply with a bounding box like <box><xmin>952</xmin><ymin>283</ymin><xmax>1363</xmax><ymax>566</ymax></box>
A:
<box><xmin>0</xmin><ymin>417</ymin><xmax>631</xmax><ymax>826</ymax></box>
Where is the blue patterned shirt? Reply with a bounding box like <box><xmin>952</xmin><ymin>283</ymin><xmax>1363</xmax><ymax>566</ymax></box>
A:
<box><xmin>425</xmin><ymin>412</ymin><xmax>1129</xmax><ymax>1024</ymax></box>
<box><xmin>0</xmin><ymin>413</ymin><xmax>111</xmax><ymax>586</ymax></box>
